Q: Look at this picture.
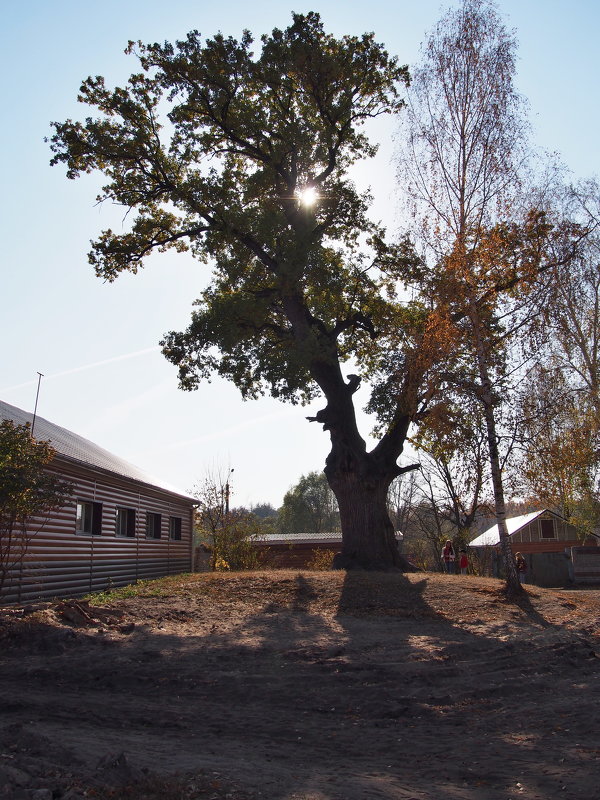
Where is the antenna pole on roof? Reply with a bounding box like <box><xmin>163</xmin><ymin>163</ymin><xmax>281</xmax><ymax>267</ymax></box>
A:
<box><xmin>30</xmin><ymin>372</ymin><xmax>44</xmax><ymax>438</ymax></box>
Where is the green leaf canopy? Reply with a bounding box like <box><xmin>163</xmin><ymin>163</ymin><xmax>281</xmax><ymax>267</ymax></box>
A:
<box><xmin>49</xmin><ymin>12</ymin><xmax>419</xmax><ymax>408</ymax></box>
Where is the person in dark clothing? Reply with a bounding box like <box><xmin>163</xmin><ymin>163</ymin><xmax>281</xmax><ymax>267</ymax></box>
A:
<box><xmin>441</xmin><ymin>540</ymin><xmax>456</xmax><ymax>573</ymax></box>
<box><xmin>515</xmin><ymin>552</ymin><xmax>527</xmax><ymax>583</ymax></box>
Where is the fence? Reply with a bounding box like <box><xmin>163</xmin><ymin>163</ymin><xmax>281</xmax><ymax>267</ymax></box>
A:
<box><xmin>484</xmin><ymin>548</ymin><xmax>600</xmax><ymax>587</ymax></box>
<box><xmin>570</xmin><ymin>546</ymin><xmax>600</xmax><ymax>584</ymax></box>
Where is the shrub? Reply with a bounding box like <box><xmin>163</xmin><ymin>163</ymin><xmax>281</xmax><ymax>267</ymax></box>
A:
<box><xmin>306</xmin><ymin>548</ymin><xmax>335</xmax><ymax>571</ymax></box>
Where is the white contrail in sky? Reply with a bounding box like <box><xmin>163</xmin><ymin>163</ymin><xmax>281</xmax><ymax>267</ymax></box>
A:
<box><xmin>1</xmin><ymin>346</ymin><xmax>161</xmax><ymax>393</ymax></box>
<box><xmin>137</xmin><ymin>406</ymin><xmax>305</xmax><ymax>456</ymax></box>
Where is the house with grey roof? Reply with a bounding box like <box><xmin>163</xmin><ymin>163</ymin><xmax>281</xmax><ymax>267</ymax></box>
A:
<box><xmin>1</xmin><ymin>400</ymin><xmax>197</xmax><ymax>604</ymax></box>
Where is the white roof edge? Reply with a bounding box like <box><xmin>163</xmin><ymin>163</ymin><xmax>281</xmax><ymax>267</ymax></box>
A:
<box><xmin>469</xmin><ymin>510</ymin><xmax>559</xmax><ymax>547</ymax></box>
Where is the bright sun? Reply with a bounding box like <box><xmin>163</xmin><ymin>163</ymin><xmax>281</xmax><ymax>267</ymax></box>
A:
<box><xmin>297</xmin><ymin>186</ymin><xmax>318</xmax><ymax>207</ymax></box>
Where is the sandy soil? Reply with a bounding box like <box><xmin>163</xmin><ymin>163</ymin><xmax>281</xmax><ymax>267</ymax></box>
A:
<box><xmin>1</xmin><ymin>571</ymin><xmax>599</xmax><ymax>800</ymax></box>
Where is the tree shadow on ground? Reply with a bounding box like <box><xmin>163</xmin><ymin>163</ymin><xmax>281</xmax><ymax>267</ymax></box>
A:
<box><xmin>0</xmin><ymin>572</ymin><xmax>599</xmax><ymax>800</ymax></box>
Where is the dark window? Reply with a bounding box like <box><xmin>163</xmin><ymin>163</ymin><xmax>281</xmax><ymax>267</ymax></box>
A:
<box><xmin>115</xmin><ymin>507</ymin><xmax>136</xmax><ymax>538</ymax></box>
<box><xmin>146</xmin><ymin>512</ymin><xmax>162</xmax><ymax>539</ymax></box>
<box><xmin>540</xmin><ymin>519</ymin><xmax>556</xmax><ymax>539</ymax></box>
<box><xmin>169</xmin><ymin>516</ymin><xmax>182</xmax><ymax>541</ymax></box>
<box><xmin>76</xmin><ymin>501</ymin><xmax>102</xmax><ymax>535</ymax></box>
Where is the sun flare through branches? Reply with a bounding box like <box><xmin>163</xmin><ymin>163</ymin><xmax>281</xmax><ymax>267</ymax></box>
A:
<box><xmin>297</xmin><ymin>186</ymin><xmax>319</xmax><ymax>207</ymax></box>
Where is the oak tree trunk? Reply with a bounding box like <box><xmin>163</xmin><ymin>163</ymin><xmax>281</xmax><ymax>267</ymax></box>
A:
<box><xmin>327</xmin><ymin>463</ymin><xmax>402</xmax><ymax>570</ymax></box>
<box><xmin>308</xmin><ymin>370</ymin><xmax>416</xmax><ymax>571</ymax></box>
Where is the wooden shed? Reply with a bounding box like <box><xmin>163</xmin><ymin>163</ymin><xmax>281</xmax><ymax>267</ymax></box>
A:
<box><xmin>468</xmin><ymin>509</ymin><xmax>599</xmax><ymax>586</ymax></box>
<box><xmin>468</xmin><ymin>509</ymin><xmax>597</xmax><ymax>553</ymax></box>
<box><xmin>1</xmin><ymin>400</ymin><xmax>197</xmax><ymax>604</ymax></box>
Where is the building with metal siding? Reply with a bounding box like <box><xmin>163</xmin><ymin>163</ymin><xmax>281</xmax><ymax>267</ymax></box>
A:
<box><xmin>1</xmin><ymin>400</ymin><xmax>197</xmax><ymax>604</ymax></box>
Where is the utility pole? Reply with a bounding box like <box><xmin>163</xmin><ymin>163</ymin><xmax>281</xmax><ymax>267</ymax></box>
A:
<box><xmin>225</xmin><ymin>468</ymin><xmax>234</xmax><ymax>515</ymax></box>
<box><xmin>30</xmin><ymin>372</ymin><xmax>44</xmax><ymax>438</ymax></box>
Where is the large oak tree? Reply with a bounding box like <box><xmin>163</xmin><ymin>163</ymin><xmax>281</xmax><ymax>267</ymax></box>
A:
<box><xmin>50</xmin><ymin>13</ymin><xmax>440</xmax><ymax>569</ymax></box>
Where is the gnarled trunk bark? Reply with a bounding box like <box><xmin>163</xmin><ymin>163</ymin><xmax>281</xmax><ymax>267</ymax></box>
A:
<box><xmin>306</xmin><ymin>348</ymin><xmax>418</xmax><ymax>570</ymax></box>
<box><xmin>326</xmin><ymin>460</ymin><xmax>403</xmax><ymax>570</ymax></box>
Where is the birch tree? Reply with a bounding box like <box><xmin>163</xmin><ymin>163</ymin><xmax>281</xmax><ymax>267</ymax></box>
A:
<box><xmin>398</xmin><ymin>0</ymin><xmax>532</xmax><ymax>592</ymax></box>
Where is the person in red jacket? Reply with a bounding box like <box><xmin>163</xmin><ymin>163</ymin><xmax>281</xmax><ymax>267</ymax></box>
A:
<box><xmin>459</xmin><ymin>549</ymin><xmax>468</xmax><ymax>575</ymax></box>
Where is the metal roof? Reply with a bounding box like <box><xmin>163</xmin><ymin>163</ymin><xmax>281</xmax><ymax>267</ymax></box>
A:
<box><xmin>469</xmin><ymin>510</ymin><xmax>552</xmax><ymax>547</ymax></box>
<box><xmin>257</xmin><ymin>531</ymin><xmax>403</xmax><ymax>545</ymax></box>
<box><xmin>0</xmin><ymin>399</ymin><xmax>195</xmax><ymax>502</ymax></box>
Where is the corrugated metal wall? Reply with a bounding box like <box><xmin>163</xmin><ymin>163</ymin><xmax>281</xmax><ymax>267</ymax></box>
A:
<box><xmin>2</xmin><ymin>459</ymin><xmax>195</xmax><ymax>604</ymax></box>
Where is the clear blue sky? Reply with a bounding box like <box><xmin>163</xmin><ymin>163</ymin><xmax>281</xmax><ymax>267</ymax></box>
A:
<box><xmin>1</xmin><ymin>1</ymin><xmax>598</xmax><ymax>507</ymax></box>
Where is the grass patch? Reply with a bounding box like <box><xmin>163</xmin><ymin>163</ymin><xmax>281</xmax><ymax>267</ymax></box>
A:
<box><xmin>84</xmin><ymin>573</ymin><xmax>199</xmax><ymax>604</ymax></box>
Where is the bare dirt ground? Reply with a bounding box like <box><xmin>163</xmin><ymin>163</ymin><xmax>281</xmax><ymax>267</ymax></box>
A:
<box><xmin>1</xmin><ymin>571</ymin><xmax>599</xmax><ymax>800</ymax></box>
